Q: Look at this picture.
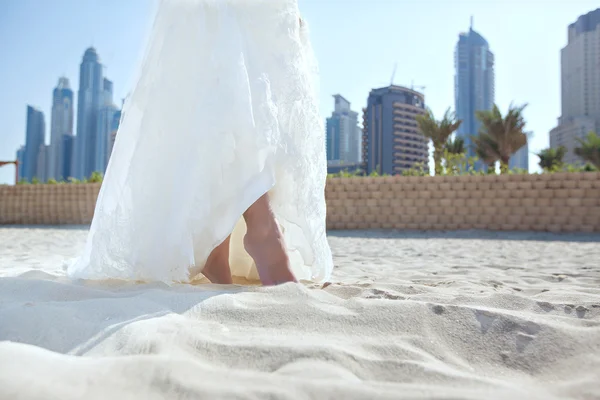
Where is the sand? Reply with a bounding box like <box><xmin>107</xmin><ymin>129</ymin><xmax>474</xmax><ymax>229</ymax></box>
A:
<box><xmin>0</xmin><ymin>227</ymin><xmax>599</xmax><ymax>400</ymax></box>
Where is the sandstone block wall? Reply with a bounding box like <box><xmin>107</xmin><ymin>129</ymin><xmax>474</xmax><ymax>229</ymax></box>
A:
<box><xmin>0</xmin><ymin>183</ymin><xmax>100</xmax><ymax>225</ymax></box>
<box><xmin>1</xmin><ymin>173</ymin><xmax>600</xmax><ymax>232</ymax></box>
<box><xmin>325</xmin><ymin>172</ymin><xmax>600</xmax><ymax>233</ymax></box>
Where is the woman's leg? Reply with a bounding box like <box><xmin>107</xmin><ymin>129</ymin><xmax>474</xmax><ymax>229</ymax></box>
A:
<box><xmin>243</xmin><ymin>193</ymin><xmax>296</xmax><ymax>285</ymax></box>
<box><xmin>202</xmin><ymin>235</ymin><xmax>233</xmax><ymax>284</ymax></box>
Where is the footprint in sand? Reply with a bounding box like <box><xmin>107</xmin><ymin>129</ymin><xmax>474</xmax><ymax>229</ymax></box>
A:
<box><xmin>363</xmin><ymin>288</ymin><xmax>405</xmax><ymax>301</ymax></box>
<box><xmin>430</xmin><ymin>304</ymin><xmax>445</xmax><ymax>315</ymax></box>
<box><xmin>516</xmin><ymin>333</ymin><xmax>535</xmax><ymax>352</ymax></box>
<box><xmin>575</xmin><ymin>305</ymin><xmax>589</xmax><ymax>318</ymax></box>
<box><xmin>537</xmin><ymin>301</ymin><xmax>555</xmax><ymax>312</ymax></box>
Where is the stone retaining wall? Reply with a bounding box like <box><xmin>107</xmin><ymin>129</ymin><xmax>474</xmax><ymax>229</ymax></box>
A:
<box><xmin>1</xmin><ymin>173</ymin><xmax>600</xmax><ymax>232</ymax></box>
<box><xmin>0</xmin><ymin>184</ymin><xmax>100</xmax><ymax>225</ymax></box>
<box><xmin>325</xmin><ymin>173</ymin><xmax>600</xmax><ymax>232</ymax></box>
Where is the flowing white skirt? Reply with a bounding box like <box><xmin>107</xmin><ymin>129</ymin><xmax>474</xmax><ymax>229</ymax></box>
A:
<box><xmin>68</xmin><ymin>0</ymin><xmax>333</xmax><ymax>283</ymax></box>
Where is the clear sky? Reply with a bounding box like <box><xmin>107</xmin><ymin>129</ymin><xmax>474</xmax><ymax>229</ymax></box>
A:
<box><xmin>1</xmin><ymin>0</ymin><xmax>598</xmax><ymax>184</ymax></box>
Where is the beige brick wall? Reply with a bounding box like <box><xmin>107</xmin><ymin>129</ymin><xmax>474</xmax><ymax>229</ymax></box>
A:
<box><xmin>1</xmin><ymin>172</ymin><xmax>600</xmax><ymax>232</ymax></box>
<box><xmin>325</xmin><ymin>173</ymin><xmax>600</xmax><ymax>233</ymax></box>
<box><xmin>0</xmin><ymin>183</ymin><xmax>101</xmax><ymax>225</ymax></box>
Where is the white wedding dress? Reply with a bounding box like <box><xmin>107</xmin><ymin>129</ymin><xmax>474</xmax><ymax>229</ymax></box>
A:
<box><xmin>68</xmin><ymin>0</ymin><xmax>333</xmax><ymax>283</ymax></box>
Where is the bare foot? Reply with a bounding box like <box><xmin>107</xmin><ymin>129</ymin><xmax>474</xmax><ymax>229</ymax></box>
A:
<box><xmin>202</xmin><ymin>235</ymin><xmax>233</xmax><ymax>284</ymax></box>
<box><xmin>243</xmin><ymin>194</ymin><xmax>297</xmax><ymax>285</ymax></box>
<box><xmin>244</xmin><ymin>226</ymin><xmax>296</xmax><ymax>285</ymax></box>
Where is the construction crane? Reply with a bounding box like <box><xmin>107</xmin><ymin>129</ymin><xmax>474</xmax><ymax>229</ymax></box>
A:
<box><xmin>390</xmin><ymin>63</ymin><xmax>397</xmax><ymax>86</ymax></box>
<box><xmin>388</xmin><ymin>64</ymin><xmax>426</xmax><ymax>92</ymax></box>
<box><xmin>410</xmin><ymin>80</ymin><xmax>426</xmax><ymax>92</ymax></box>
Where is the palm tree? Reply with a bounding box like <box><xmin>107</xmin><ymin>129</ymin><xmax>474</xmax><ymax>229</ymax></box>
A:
<box><xmin>445</xmin><ymin>136</ymin><xmax>465</xmax><ymax>155</ymax></box>
<box><xmin>574</xmin><ymin>131</ymin><xmax>600</xmax><ymax>169</ymax></box>
<box><xmin>536</xmin><ymin>146</ymin><xmax>566</xmax><ymax>171</ymax></box>
<box><xmin>471</xmin><ymin>133</ymin><xmax>500</xmax><ymax>173</ymax></box>
<box><xmin>416</xmin><ymin>107</ymin><xmax>462</xmax><ymax>176</ymax></box>
<box><xmin>475</xmin><ymin>103</ymin><xmax>529</xmax><ymax>174</ymax></box>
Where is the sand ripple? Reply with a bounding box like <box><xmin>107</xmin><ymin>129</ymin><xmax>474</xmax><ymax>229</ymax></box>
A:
<box><xmin>0</xmin><ymin>227</ymin><xmax>599</xmax><ymax>399</ymax></box>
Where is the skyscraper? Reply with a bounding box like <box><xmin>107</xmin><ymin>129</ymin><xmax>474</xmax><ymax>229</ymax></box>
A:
<box><xmin>92</xmin><ymin>78</ymin><xmax>121</xmax><ymax>173</ymax></box>
<box><xmin>95</xmin><ymin>104</ymin><xmax>120</xmax><ymax>172</ymax></box>
<box><xmin>22</xmin><ymin>106</ymin><xmax>45</xmax><ymax>181</ymax></box>
<box><xmin>61</xmin><ymin>135</ymin><xmax>74</xmax><ymax>180</ymax></box>
<box><xmin>550</xmin><ymin>8</ymin><xmax>600</xmax><ymax>165</ymax></box>
<box><xmin>36</xmin><ymin>145</ymin><xmax>49</xmax><ymax>182</ymax></box>
<box><xmin>72</xmin><ymin>47</ymin><xmax>104</xmax><ymax>179</ymax></box>
<box><xmin>454</xmin><ymin>19</ymin><xmax>495</xmax><ymax>170</ymax></box>
<box><xmin>326</xmin><ymin>95</ymin><xmax>361</xmax><ymax>164</ymax></box>
<box><xmin>362</xmin><ymin>85</ymin><xmax>429</xmax><ymax>176</ymax></box>
<box><xmin>103</xmin><ymin>78</ymin><xmax>113</xmax><ymax>104</ymax></box>
<box><xmin>108</xmin><ymin>109</ymin><xmax>122</xmax><ymax>161</ymax></box>
<box><xmin>16</xmin><ymin>146</ymin><xmax>25</xmax><ymax>181</ymax></box>
<box><xmin>48</xmin><ymin>77</ymin><xmax>74</xmax><ymax>180</ymax></box>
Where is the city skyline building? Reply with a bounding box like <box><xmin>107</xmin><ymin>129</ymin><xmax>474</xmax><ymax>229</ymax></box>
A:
<box><xmin>48</xmin><ymin>77</ymin><xmax>74</xmax><ymax>180</ymax></box>
<box><xmin>326</xmin><ymin>95</ymin><xmax>361</xmax><ymax>164</ymax></box>
<box><xmin>72</xmin><ymin>47</ymin><xmax>105</xmax><ymax>179</ymax></box>
<box><xmin>362</xmin><ymin>85</ymin><xmax>429</xmax><ymax>176</ymax></box>
<box><xmin>15</xmin><ymin>47</ymin><xmax>121</xmax><ymax>182</ymax></box>
<box><xmin>36</xmin><ymin>144</ymin><xmax>49</xmax><ymax>182</ymax></box>
<box><xmin>549</xmin><ymin>8</ymin><xmax>600</xmax><ymax>165</ymax></box>
<box><xmin>61</xmin><ymin>135</ymin><xmax>74</xmax><ymax>180</ymax></box>
<box><xmin>108</xmin><ymin>109</ymin><xmax>122</xmax><ymax>163</ymax></box>
<box><xmin>454</xmin><ymin>18</ymin><xmax>495</xmax><ymax>171</ymax></box>
<box><xmin>103</xmin><ymin>78</ymin><xmax>113</xmax><ymax>105</ymax></box>
<box><xmin>95</xmin><ymin>104</ymin><xmax>121</xmax><ymax>172</ymax></box>
<box><xmin>16</xmin><ymin>146</ymin><xmax>25</xmax><ymax>181</ymax></box>
<box><xmin>22</xmin><ymin>105</ymin><xmax>45</xmax><ymax>181</ymax></box>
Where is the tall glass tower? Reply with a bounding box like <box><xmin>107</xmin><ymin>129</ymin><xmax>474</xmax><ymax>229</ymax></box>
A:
<box><xmin>48</xmin><ymin>77</ymin><xmax>74</xmax><ymax>180</ymax></box>
<box><xmin>23</xmin><ymin>106</ymin><xmax>46</xmax><ymax>181</ymax></box>
<box><xmin>326</xmin><ymin>95</ymin><xmax>361</xmax><ymax>164</ymax></box>
<box><xmin>93</xmin><ymin>78</ymin><xmax>119</xmax><ymax>174</ymax></box>
<box><xmin>550</xmin><ymin>8</ymin><xmax>600</xmax><ymax>165</ymax></box>
<box><xmin>16</xmin><ymin>146</ymin><xmax>25</xmax><ymax>181</ymax></box>
<box><xmin>454</xmin><ymin>19</ymin><xmax>495</xmax><ymax>170</ymax></box>
<box><xmin>72</xmin><ymin>47</ymin><xmax>104</xmax><ymax>179</ymax></box>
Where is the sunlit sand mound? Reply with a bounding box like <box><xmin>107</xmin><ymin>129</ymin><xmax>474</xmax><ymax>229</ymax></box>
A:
<box><xmin>0</xmin><ymin>227</ymin><xmax>599</xmax><ymax>399</ymax></box>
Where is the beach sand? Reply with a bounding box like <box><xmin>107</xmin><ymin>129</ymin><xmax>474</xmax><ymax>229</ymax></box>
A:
<box><xmin>0</xmin><ymin>227</ymin><xmax>599</xmax><ymax>399</ymax></box>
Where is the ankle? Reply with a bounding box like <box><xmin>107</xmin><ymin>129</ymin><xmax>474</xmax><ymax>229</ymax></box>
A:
<box><xmin>246</xmin><ymin>219</ymin><xmax>282</xmax><ymax>243</ymax></box>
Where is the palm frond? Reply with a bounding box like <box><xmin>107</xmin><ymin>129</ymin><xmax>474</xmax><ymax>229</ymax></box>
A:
<box><xmin>416</xmin><ymin>107</ymin><xmax>462</xmax><ymax>175</ymax></box>
<box><xmin>445</xmin><ymin>136</ymin><xmax>465</xmax><ymax>155</ymax></box>
<box><xmin>471</xmin><ymin>133</ymin><xmax>500</xmax><ymax>165</ymax></box>
<box><xmin>474</xmin><ymin>103</ymin><xmax>529</xmax><ymax>173</ymax></box>
<box><xmin>536</xmin><ymin>146</ymin><xmax>566</xmax><ymax>171</ymax></box>
<box><xmin>575</xmin><ymin>131</ymin><xmax>600</xmax><ymax>168</ymax></box>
